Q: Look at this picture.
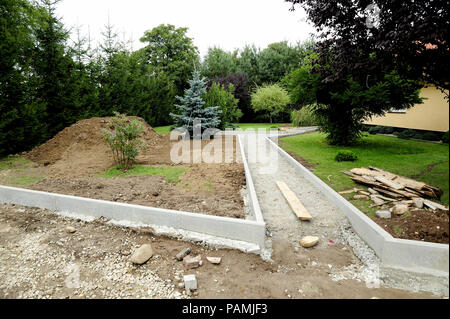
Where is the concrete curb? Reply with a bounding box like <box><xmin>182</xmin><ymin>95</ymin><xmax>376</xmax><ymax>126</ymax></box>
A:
<box><xmin>0</xmin><ymin>185</ymin><xmax>266</xmax><ymax>250</ymax></box>
<box><xmin>238</xmin><ymin>135</ymin><xmax>265</xmax><ymax>224</ymax></box>
<box><xmin>266</xmin><ymin>136</ymin><xmax>449</xmax><ymax>277</ymax></box>
<box><xmin>0</xmin><ymin>136</ymin><xmax>266</xmax><ymax>251</ymax></box>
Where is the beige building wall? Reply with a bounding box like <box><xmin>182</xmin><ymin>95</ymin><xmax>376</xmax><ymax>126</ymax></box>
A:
<box><xmin>364</xmin><ymin>86</ymin><xmax>449</xmax><ymax>132</ymax></box>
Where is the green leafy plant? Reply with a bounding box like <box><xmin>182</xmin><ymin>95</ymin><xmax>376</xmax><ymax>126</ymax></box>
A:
<box><xmin>396</xmin><ymin>129</ymin><xmax>417</xmax><ymax>140</ymax></box>
<box><xmin>270</xmin><ymin>125</ymin><xmax>280</xmax><ymax>131</ymax></box>
<box><xmin>251</xmin><ymin>83</ymin><xmax>290</xmax><ymax>123</ymax></box>
<box><xmin>442</xmin><ymin>131</ymin><xmax>449</xmax><ymax>144</ymax></box>
<box><xmin>204</xmin><ymin>82</ymin><xmax>242</xmax><ymax>130</ymax></box>
<box><xmin>103</xmin><ymin>112</ymin><xmax>144</xmax><ymax>170</ymax></box>
<box><xmin>291</xmin><ymin>105</ymin><xmax>319</xmax><ymax>127</ymax></box>
<box><xmin>335</xmin><ymin>151</ymin><xmax>358</xmax><ymax>162</ymax></box>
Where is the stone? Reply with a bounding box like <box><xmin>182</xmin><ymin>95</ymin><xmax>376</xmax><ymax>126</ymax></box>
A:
<box><xmin>175</xmin><ymin>248</ymin><xmax>191</xmax><ymax>261</ymax></box>
<box><xmin>353</xmin><ymin>195</ymin><xmax>369</xmax><ymax>201</ymax></box>
<box><xmin>130</xmin><ymin>244</ymin><xmax>153</xmax><ymax>265</ymax></box>
<box><xmin>371</xmin><ymin>195</ymin><xmax>385</xmax><ymax>206</ymax></box>
<box><xmin>183</xmin><ymin>274</ymin><xmax>197</xmax><ymax>291</ymax></box>
<box><xmin>300</xmin><ymin>236</ymin><xmax>319</xmax><ymax>248</ymax></box>
<box><xmin>183</xmin><ymin>255</ymin><xmax>202</xmax><ymax>269</ymax></box>
<box><xmin>206</xmin><ymin>257</ymin><xmax>222</xmax><ymax>265</ymax></box>
<box><xmin>65</xmin><ymin>226</ymin><xmax>76</xmax><ymax>233</ymax></box>
<box><xmin>392</xmin><ymin>204</ymin><xmax>409</xmax><ymax>216</ymax></box>
<box><xmin>413</xmin><ymin>198</ymin><xmax>424</xmax><ymax>209</ymax></box>
<box><xmin>375</xmin><ymin>210</ymin><xmax>391</xmax><ymax>219</ymax></box>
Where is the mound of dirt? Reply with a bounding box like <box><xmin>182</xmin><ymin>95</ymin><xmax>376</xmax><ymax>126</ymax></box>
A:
<box><xmin>26</xmin><ymin>116</ymin><xmax>162</xmax><ymax>177</ymax></box>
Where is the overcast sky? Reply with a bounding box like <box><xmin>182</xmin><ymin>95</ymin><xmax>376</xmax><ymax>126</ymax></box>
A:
<box><xmin>56</xmin><ymin>0</ymin><xmax>316</xmax><ymax>58</ymax></box>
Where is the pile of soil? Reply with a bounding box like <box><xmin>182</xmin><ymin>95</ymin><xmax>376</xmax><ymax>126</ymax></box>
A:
<box><xmin>376</xmin><ymin>209</ymin><xmax>449</xmax><ymax>244</ymax></box>
<box><xmin>26</xmin><ymin>117</ymin><xmax>163</xmax><ymax>177</ymax></box>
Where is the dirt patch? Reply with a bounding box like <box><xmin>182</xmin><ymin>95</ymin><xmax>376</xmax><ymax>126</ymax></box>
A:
<box><xmin>29</xmin><ymin>163</ymin><xmax>246</xmax><ymax>219</ymax></box>
<box><xmin>4</xmin><ymin>117</ymin><xmax>246</xmax><ymax>219</ymax></box>
<box><xmin>278</xmin><ymin>140</ymin><xmax>316</xmax><ymax>171</ymax></box>
<box><xmin>376</xmin><ymin>209</ymin><xmax>449</xmax><ymax>244</ymax></box>
<box><xmin>0</xmin><ymin>204</ymin><xmax>436</xmax><ymax>299</ymax></box>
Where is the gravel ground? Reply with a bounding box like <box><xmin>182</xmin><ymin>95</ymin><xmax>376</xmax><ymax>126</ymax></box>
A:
<box><xmin>242</xmin><ymin>130</ymin><xmax>386</xmax><ymax>287</ymax></box>
<box><xmin>0</xmin><ymin>203</ymin><xmax>435</xmax><ymax>299</ymax></box>
<box><xmin>0</xmin><ymin>204</ymin><xmax>185</xmax><ymax>299</ymax></box>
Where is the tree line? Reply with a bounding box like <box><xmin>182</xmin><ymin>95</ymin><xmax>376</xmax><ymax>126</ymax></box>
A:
<box><xmin>0</xmin><ymin>0</ymin><xmax>314</xmax><ymax>156</ymax></box>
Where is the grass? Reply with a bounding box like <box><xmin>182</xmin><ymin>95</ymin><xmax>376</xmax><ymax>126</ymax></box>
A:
<box><xmin>10</xmin><ymin>175</ymin><xmax>42</xmax><ymax>187</ymax></box>
<box><xmin>153</xmin><ymin>126</ymin><xmax>172</xmax><ymax>135</ymax></box>
<box><xmin>280</xmin><ymin>132</ymin><xmax>449</xmax><ymax>207</ymax></box>
<box><xmin>99</xmin><ymin>165</ymin><xmax>187</xmax><ymax>183</ymax></box>
<box><xmin>0</xmin><ymin>156</ymin><xmax>30</xmax><ymax>170</ymax></box>
<box><xmin>153</xmin><ymin>123</ymin><xmax>291</xmax><ymax>134</ymax></box>
<box><xmin>234</xmin><ymin>123</ymin><xmax>290</xmax><ymax>131</ymax></box>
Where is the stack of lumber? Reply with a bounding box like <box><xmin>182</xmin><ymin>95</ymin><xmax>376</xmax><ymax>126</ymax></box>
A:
<box><xmin>340</xmin><ymin>166</ymin><xmax>448</xmax><ymax>211</ymax></box>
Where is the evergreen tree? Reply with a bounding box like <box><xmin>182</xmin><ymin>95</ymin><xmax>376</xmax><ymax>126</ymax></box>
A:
<box><xmin>170</xmin><ymin>71</ymin><xmax>221</xmax><ymax>138</ymax></box>
<box><xmin>32</xmin><ymin>0</ymin><xmax>79</xmax><ymax>138</ymax></box>
<box><xmin>0</xmin><ymin>0</ymin><xmax>46</xmax><ymax>156</ymax></box>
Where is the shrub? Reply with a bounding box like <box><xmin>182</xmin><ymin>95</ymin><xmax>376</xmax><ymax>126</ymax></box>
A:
<box><xmin>396</xmin><ymin>129</ymin><xmax>417</xmax><ymax>139</ymax></box>
<box><xmin>335</xmin><ymin>151</ymin><xmax>358</xmax><ymax>162</ymax></box>
<box><xmin>421</xmin><ymin>131</ymin><xmax>443</xmax><ymax>141</ymax></box>
<box><xmin>270</xmin><ymin>125</ymin><xmax>280</xmax><ymax>131</ymax></box>
<box><xmin>382</xmin><ymin>126</ymin><xmax>395</xmax><ymax>134</ymax></box>
<box><xmin>204</xmin><ymin>82</ymin><xmax>242</xmax><ymax>130</ymax></box>
<box><xmin>368</xmin><ymin>126</ymin><xmax>382</xmax><ymax>134</ymax></box>
<box><xmin>103</xmin><ymin>112</ymin><xmax>144</xmax><ymax>170</ymax></box>
<box><xmin>442</xmin><ymin>131</ymin><xmax>449</xmax><ymax>144</ymax></box>
<box><xmin>291</xmin><ymin>105</ymin><xmax>319</xmax><ymax>127</ymax></box>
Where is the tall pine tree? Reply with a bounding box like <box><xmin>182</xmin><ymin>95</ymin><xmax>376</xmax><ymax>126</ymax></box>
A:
<box><xmin>170</xmin><ymin>71</ymin><xmax>221</xmax><ymax>138</ymax></box>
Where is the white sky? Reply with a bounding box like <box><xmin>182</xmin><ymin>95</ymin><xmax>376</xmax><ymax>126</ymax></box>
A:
<box><xmin>56</xmin><ymin>0</ymin><xmax>316</xmax><ymax>58</ymax></box>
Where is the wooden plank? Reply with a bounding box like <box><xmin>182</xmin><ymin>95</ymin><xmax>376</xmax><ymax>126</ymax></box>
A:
<box><xmin>374</xmin><ymin>176</ymin><xmax>404</xmax><ymax>190</ymax></box>
<box><xmin>424</xmin><ymin>200</ymin><xmax>449</xmax><ymax>211</ymax></box>
<box><xmin>341</xmin><ymin>170</ymin><xmax>356</xmax><ymax>177</ymax></box>
<box><xmin>276</xmin><ymin>181</ymin><xmax>312</xmax><ymax>221</ymax></box>
<box><xmin>373</xmin><ymin>187</ymin><xmax>402</xmax><ymax>199</ymax></box>
<box><xmin>338</xmin><ymin>188</ymin><xmax>362</xmax><ymax>195</ymax></box>
<box><xmin>368</xmin><ymin>166</ymin><xmax>398</xmax><ymax>179</ymax></box>
<box><xmin>392</xmin><ymin>176</ymin><xmax>426</xmax><ymax>190</ymax></box>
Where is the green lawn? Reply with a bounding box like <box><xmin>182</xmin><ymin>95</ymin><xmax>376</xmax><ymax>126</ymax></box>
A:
<box><xmin>153</xmin><ymin>123</ymin><xmax>291</xmax><ymax>134</ymax></box>
<box><xmin>280</xmin><ymin>132</ymin><xmax>449</xmax><ymax>217</ymax></box>
<box><xmin>153</xmin><ymin>125</ymin><xmax>172</xmax><ymax>135</ymax></box>
<box><xmin>99</xmin><ymin>165</ymin><xmax>187</xmax><ymax>183</ymax></box>
<box><xmin>0</xmin><ymin>156</ymin><xmax>30</xmax><ymax>170</ymax></box>
<box><xmin>234</xmin><ymin>123</ymin><xmax>290</xmax><ymax>131</ymax></box>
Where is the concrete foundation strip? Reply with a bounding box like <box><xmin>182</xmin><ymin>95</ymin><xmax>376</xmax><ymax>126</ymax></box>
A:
<box><xmin>266</xmin><ymin>135</ymin><xmax>449</xmax><ymax>278</ymax></box>
<box><xmin>0</xmin><ymin>137</ymin><xmax>266</xmax><ymax>252</ymax></box>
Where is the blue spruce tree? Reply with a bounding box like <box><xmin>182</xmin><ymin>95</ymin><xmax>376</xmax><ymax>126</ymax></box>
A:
<box><xmin>170</xmin><ymin>70</ymin><xmax>221</xmax><ymax>139</ymax></box>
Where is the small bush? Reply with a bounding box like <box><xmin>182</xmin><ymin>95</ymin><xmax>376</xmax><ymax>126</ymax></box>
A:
<box><xmin>291</xmin><ymin>105</ymin><xmax>319</xmax><ymax>127</ymax></box>
<box><xmin>368</xmin><ymin>126</ymin><xmax>382</xmax><ymax>134</ymax></box>
<box><xmin>368</xmin><ymin>126</ymin><xmax>395</xmax><ymax>135</ymax></box>
<box><xmin>335</xmin><ymin>151</ymin><xmax>358</xmax><ymax>162</ymax></box>
<box><xmin>442</xmin><ymin>131</ymin><xmax>449</xmax><ymax>144</ymax></box>
<box><xmin>382</xmin><ymin>126</ymin><xmax>395</xmax><ymax>134</ymax></box>
<box><xmin>103</xmin><ymin>112</ymin><xmax>144</xmax><ymax>171</ymax></box>
<box><xmin>270</xmin><ymin>125</ymin><xmax>280</xmax><ymax>131</ymax></box>
<box><xmin>396</xmin><ymin>129</ymin><xmax>417</xmax><ymax>139</ymax></box>
<box><xmin>421</xmin><ymin>131</ymin><xmax>443</xmax><ymax>141</ymax></box>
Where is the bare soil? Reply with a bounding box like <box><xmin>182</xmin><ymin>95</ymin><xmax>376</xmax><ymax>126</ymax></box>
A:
<box><xmin>2</xmin><ymin>117</ymin><xmax>246</xmax><ymax>219</ymax></box>
<box><xmin>376</xmin><ymin>209</ymin><xmax>449</xmax><ymax>244</ymax></box>
<box><xmin>0</xmin><ymin>204</ymin><xmax>436</xmax><ymax>299</ymax></box>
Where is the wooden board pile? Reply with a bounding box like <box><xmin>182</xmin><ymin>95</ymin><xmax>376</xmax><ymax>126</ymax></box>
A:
<box><xmin>340</xmin><ymin>166</ymin><xmax>448</xmax><ymax>212</ymax></box>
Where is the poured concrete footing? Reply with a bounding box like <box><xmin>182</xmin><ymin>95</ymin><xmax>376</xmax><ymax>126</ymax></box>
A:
<box><xmin>267</xmin><ymin>135</ymin><xmax>449</xmax><ymax>296</ymax></box>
